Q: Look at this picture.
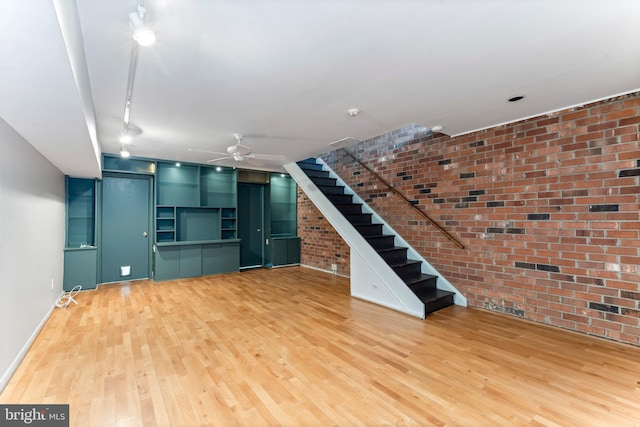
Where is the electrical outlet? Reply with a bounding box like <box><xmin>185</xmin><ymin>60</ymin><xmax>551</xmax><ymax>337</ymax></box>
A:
<box><xmin>331</xmin><ymin>264</ymin><xmax>337</xmax><ymax>271</ymax></box>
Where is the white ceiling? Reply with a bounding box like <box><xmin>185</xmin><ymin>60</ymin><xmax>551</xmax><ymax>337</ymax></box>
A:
<box><xmin>2</xmin><ymin>0</ymin><xmax>640</xmax><ymax>178</ymax></box>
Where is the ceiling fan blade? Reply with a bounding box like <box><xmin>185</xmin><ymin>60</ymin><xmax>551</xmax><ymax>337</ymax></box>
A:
<box><xmin>189</xmin><ymin>148</ymin><xmax>228</xmax><ymax>156</ymax></box>
<box><xmin>206</xmin><ymin>156</ymin><xmax>233</xmax><ymax>163</ymax></box>
<box><xmin>250</xmin><ymin>153</ymin><xmax>286</xmax><ymax>160</ymax></box>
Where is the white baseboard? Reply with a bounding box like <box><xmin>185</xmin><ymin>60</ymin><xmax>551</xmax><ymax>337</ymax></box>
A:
<box><xmin>300</xmin><ymin>263</ymin><xmax>350</xmax><ymax>278</ymax></box>
<box><xmin>0</xmin><ymin>298</ymin><xmax>59</xmax><ymax>393</ymax></box>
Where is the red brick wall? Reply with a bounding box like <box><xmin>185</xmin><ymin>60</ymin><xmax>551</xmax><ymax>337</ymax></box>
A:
<box><xmin>301</xmin><ymin>93</ymin><xmax>640</xmax><ymax>345</ymax></box>
<box><xmin>297</xmin><ymin>187</ymin><xmax>350</xmax><ymax>275</ymax></box>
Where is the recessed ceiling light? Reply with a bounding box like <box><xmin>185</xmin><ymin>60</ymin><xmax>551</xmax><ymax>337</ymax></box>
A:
<box><xmin>508</xmin><ymin>95</ymin><xmax>525</xmax><ymax>102</ymax></box>
<box><xmin>347</xmin><ymin>108</ymin><xmax>360</xmax><ymax>117</ymax></box>
<box><xmin>431</xmin><ymin>125</ymin><xmax>444</xmax><ymax>133</ymax></box>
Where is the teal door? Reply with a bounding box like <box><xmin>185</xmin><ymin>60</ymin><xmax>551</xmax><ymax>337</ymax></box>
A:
<box><xmin>238</xmin><ymin>183</ymin><xmax>265</xmax><ymax>268</ymax></box>
<box><xmin>101</xmin><ymin>174</ymin><xmax>152</xmax><ymax>283</ymax></box>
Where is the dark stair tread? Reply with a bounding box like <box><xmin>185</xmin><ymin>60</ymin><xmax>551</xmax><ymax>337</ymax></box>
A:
<box><xmin>297</xmin><ymin>162</ymin><xmax>324</xmax><ymax>171</ymax></box>
<box><xmin>355</xmin><ymin>224</ymin><xmax>384</xmax><ymax>236</ymax></box>
<box><xmin>310</xmin><ymin>177</ymin><xmax>338</xmax><ymax>186</ymax></box>
<box><xmin>376</xmin><ymin>246</ymin><xmax>408</xmax><ymax>254</ymax></box>
<box><xmin>302</xmin><ymin>169</ymin><xmax>330</xmax><ymax>178</ymax></box>
<box><xmin>317</xmin><ymin>185</ymin><xmax>345</xmax><ymax>194</ymax></box>
<box><xmin>344</xmin><ymin>213</ymin><xmax>373</xmax><ymax>224</ymax></box>
<box><xmin>387</xmin><ymin>259</ymin><xmax>421</xmax><ymax>268</ymax></box>
<box><xmin>365</xmin><ymin>234</ymin><xmax>395</xmax><ymax>244</ymax></box>
<box><xmin>405</xmin><ymin>273</ymin><xmax>438</xmax><ymax>286</ymax></box>
<box><xmin>298</xmin><ymin>158</ymin><xmax>319</xmax><ymax>164</ymax></box>
<box><xmin>418</xmin><ymin>288</ymin><xmax>455</xmax><ymax>301</ymax></box>
<box><xmin>334</xmin><ymin>203</ymin><xmax>363</xmax><ymax>212</ymax></box>
<box><xmin>326</xmin><ymin>194</ymin><xmax>353</xmax><ymax>203</ymax></box>
<box><xmin>355</xmin><ymin>223</ymin><xmax>382</xmax><ymax>229</ymax></box>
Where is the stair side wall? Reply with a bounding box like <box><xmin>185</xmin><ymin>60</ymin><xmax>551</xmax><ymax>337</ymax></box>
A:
<box><xmin>286</xmin><ymin>162</ymin><xmax>425</xmax><ymax>318</ymax></box>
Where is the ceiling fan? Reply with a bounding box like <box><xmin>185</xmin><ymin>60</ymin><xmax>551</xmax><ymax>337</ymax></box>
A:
<box><xmin>189</xmin><ymin>133</ymin><xmax>285</xmax><ymax>163</ymax></box>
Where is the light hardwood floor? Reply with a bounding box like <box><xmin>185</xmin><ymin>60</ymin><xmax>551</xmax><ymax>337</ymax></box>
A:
<box><xmin>2</xmin><ymin>267</ymin><xmax>640</xmax><ymax>426</ymax></box>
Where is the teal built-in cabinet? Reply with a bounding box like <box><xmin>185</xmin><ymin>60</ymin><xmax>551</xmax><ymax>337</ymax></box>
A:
<box><xmin>63</xmin><ymin>156</ymin><xmax>299</xmax><ymax>286</ymax></box>
<box><xmin>153</xmin><ymin>162</ymin><xmax>240</xmax><ymax>280</ymax></box>
<box><xmin>63</xmin><ymin>177</ymin><xmax>98</xmax><ymax>291</ymax></box>
<box><xmin>268</xmin><ymin>173</ymin><xmax>300</xmax><ymax>267</ymax></box>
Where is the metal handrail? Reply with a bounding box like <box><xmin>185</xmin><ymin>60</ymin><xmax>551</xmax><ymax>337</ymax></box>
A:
<box><xmin>341</xmin><ymin>149</ymin><xmax>465</xmax><ymax>249</ymax></box>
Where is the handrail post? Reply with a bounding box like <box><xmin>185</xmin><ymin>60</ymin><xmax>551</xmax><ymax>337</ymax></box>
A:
<box><xmin>340</xmin><ymin>149</ymin><xmax>465</xmax><ymax>249</ymax></box>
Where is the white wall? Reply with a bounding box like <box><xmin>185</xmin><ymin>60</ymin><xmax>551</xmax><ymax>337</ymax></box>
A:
<box><xmin>0</xmin><ymin>117</ymin><xmax>65</xmax><ymax>392</ymax></box>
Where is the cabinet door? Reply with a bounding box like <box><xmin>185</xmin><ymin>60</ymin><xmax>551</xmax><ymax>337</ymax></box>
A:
<box><xmin>202</xmin><ymin>243</ymin><xmax>240</xmax><ymax>275</ymax></box>
<box><xmin>155</xmin><ymin>247</ymin><xmax>180</xmax><ymax>281</ymax></box>
<box><xmin>179</xmin><ymin>246</ymin><xmax>202</xmax><ymax>278</ymax></box>
<box><xmin>287</xmin><ymin>238</ymin><xmax>301</xmax><ymax>264</ymax></box>
<box><xmin>63</xmin><ymin>249</ymin><xmax>97</xmax><ymax>291</ymax></box>
<box><xmin>271</xmin><ymin>239</ymin><xmax>288</xmax><ymax>266</ymax></box>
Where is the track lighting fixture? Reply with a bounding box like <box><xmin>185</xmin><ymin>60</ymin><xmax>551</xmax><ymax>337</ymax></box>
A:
<box><xmin>129</xmin><ymin>5</ymin><xmax>156</xmax><ymax>46</ymax></box>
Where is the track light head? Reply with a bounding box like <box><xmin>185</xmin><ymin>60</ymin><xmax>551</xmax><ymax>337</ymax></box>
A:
<box><xmin>129</xmin><ymin>11</ymin><xmax>156</xmax><ymax>46</ymax></box>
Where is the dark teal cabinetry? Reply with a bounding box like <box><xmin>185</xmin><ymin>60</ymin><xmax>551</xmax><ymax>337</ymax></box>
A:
<box><xmin>154</xmin><ymin>162</ymin><xmax>239</xmax><ymax>280</ymax></box>
<box><xmin>270</xmin><ymin>174</ymin><xmax>297</xmax><ymax>237</ymax></box>
<box><xmin>268</xmin><ymin>174</ymin><xmax>300</xmax><ymax>267</ymax></box>
<box><xmin>157</xmin><ymin>163</ymin><xmax>199</xmax><ymax>206</ymax></box>
<box><xmin>156</xmin><ymin>207</ymin><xmax>175</xmax><ymax>243</ymax></box>
<box><xmin>271</xmin><ymin>237</ymin><xmax>301</xmax><ymax>267</ymax></box>
<box><xmin>154</xmin><ymin>246</ymin><xmax>180</xmax><ymax>281</ymax></box>
<box><xmin>154</xmin><ymin>241</ymin><xmax>240</xmax><ymax>281</ymax></box>
<box><xmin>154</xmin><ymin>162</ymin><xmax>237</xmax><ymax>243</ymax></box>
<box><xmin>66</xmin><ymin>178</ymin><xmax>96</xmax><ymax>248</ymax></box>
<box><xmin>64</xmin><ymin>177</ymin><xmax>98</xmax><ymax>290</ymax></box>
<box><xmin>63</xmin><ymin>248</ymin><xmax>97</xmax><ymax>291</ymax></box>
<box><xmin>202</xmin><ymin>243</ymin><xmax>239</xmax><ymax>275</ymax></box>
<box><xmin>201</xmin><ymin>167</ymin><xmax>236</xmax><ymax>206</ymax></box>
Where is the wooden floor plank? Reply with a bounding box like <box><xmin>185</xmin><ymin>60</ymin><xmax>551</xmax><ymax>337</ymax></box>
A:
<box><xmin>1</xmin><ymin>267</ymin><xmax>640</xmax><ymax>426</ymax></box>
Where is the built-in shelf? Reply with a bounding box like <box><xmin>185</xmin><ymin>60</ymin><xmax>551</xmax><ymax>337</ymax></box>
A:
<box><xmin>154</xmin><ymin>163</ymin><xmax>238</xmax><ymax>244</ymax></box>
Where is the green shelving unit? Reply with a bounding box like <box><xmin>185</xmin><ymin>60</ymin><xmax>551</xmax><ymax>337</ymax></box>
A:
<box><xmin>154</xmin><ymin>162</ymin><xmax>239</xmax><ymax>280</ymax></box>
<box><xmin>201</xmin><ymin>167</ymin><xmax>236</xmax><ymax>207</ymax></box>
<box><xmin>64</xmin><ymin>177</ymin><xmax>98</xmax><ymax>291</ymax></box>
<box><xmin>221</xmin><ymin>208</ymin><xmax>237</xmax><ymax>239</ymax></box>
<box><xmin>155</xmin><ymin>206</ymin><xmax>176</xmax><ymax>243</ymax></box>
<box><xmin>270</xmin><ymin>173</ymin><xmax>297</xmax><ymax>237</ymax></box>
<box><xmin>66</xmin><ymin>178</ymin><xmax>96</xmax><ymax>247</ymax></box>
<box><xmin>157</xmin><ymin>163</ymin><xmax>199</xmax><ymax>206</ymax></box>
<box><xmin>269</xmin><ymin>173</ymin><xmax>300</xmax><ymax>267</ymax></box>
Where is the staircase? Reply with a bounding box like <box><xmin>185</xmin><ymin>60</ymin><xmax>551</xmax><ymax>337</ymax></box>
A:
<box><xmin>296</xmin><ymin>158</ymin><xmax>455</xmax><ymax>315</ymax></box>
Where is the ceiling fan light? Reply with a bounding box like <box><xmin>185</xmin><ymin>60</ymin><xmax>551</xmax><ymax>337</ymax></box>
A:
<box><xmin>120</xmin><ymin>142</ymin><xmax>130</xmax><ymax>158</ymax></box>
<box><xmin>119</xmin><ymin>133</ymin><xmax>132</xmax><ymax>143</ymax></box>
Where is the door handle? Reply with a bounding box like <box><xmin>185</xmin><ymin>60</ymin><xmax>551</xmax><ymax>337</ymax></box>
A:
<box><xmin>143</xmin><ymin>232</ymin><xmax>148</xmax><ymax>237</ymax></box>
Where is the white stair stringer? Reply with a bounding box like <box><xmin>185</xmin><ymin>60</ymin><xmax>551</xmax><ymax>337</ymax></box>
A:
<box><xmin>285</xmin><ymin>161</ymin><xmax>426</xmax><ymax>319</ymax></box>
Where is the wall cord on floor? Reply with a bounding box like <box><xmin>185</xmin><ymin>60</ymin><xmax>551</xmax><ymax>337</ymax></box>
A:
<box><xmin>55</xmin><ymin>285</ymin><xmax>82</xmax><ymax>308</ymax></box>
